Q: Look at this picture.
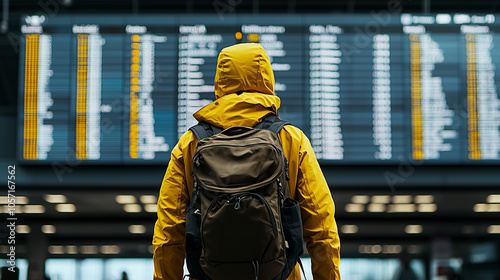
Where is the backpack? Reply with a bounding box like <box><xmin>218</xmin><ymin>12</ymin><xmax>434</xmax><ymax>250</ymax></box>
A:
<box><xmin>185</xmin><ymin>114</ymin><xmax>304</xmax><ymax>280</ymax></box>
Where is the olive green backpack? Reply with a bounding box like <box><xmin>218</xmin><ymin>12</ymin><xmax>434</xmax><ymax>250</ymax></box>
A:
<box><xmin>185</xmin><ymin>115</ymin><xmax>304</xmax><ymax>280</ymax></box>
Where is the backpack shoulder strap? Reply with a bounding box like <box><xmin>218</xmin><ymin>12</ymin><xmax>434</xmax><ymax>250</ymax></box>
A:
<box><xmin>254</xmin><ymin>114</ymin><xmax>290</xmax><ymax>134</ymax></box>
<box><xmin>189</xmin><ymin>122</ymin><xmax>223</xmax><ymax>140</ymax></box>
<box><xmin>190</xmin><ymin>114</ymin><xmax>290</xmax><ymax>140</ymax></box>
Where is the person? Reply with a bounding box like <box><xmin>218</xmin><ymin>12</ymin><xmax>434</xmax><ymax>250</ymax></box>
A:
<box><xmin>439</xmin><ymin>266</ymin><xmax>462</xmax><ymax>280</ymax></box>
<box><xmin>153</xmin><ymin>43</ymin><xmax>341</xmax><ymax>280</ymax></box>
<box><xmin>393</xmin><ymin>253</ymin><xmax>418</xmax><ymax>280</ymax></box>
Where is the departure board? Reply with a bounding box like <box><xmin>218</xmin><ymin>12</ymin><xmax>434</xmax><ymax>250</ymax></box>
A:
<box><xmin>17</xmin><ymin>14</ymin><xmax>500</xmax><ymax>164</ymax></box>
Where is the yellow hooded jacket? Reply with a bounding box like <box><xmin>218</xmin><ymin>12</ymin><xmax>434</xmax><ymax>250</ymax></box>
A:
<box><xmin>153</xmin><ymin>43</ymin><xmax>340</xmax><ymax>280</ymax></box>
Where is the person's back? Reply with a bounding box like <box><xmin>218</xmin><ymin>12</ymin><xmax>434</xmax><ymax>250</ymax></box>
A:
<box><xmin>153</xmin><ymin>43</ymin><xmax>341</xmax><ymax>280</ymax></box>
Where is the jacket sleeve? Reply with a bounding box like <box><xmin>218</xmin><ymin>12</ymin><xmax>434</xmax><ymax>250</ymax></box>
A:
<box><xmin>296</xmin><ymin>134</ymin><xmax>341</xmax><ymax>280</ymax></box>
<box><xmin>153</xmin><ymin>133</ymin><xmax>192</xmax><ymax>280</ymax></box>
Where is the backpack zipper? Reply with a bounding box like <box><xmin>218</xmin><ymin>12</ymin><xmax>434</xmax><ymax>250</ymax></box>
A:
<box><xmin>185</xmin><ymin>176</ymin><xmax>201</xmax><ymax>214</ymax></box>
<box><xmin>193</xmin><ymin>142</ymin><xmax>283</xmax><ymax>168</ymax></box>
<box><xmin>251</xmin><ymin>193</ymin><xmax>279</xmax><ymax>237</ymax></box>
<box><xmin>192</xmin><ymin>142</ymin><xmax>285</xmax><ymax>192</ymax></box>
<box><xmin>202</xmin><ymin>192</ymin><xmax>279</xmax><ymax>239</ymax></box>
<box><xmin>249</xmin><ymin>192</ymin><xmax>288</xmax><ymax>264</ymax></box>
<box><xmin>233</xmin><ymin>195</ymin><xmax>249</xmax><ymax>210</ymax></box>
<box><xmin>277</xmin><ymin>177</ymin><xmax>285</xmax><ymax>207</ymax></box>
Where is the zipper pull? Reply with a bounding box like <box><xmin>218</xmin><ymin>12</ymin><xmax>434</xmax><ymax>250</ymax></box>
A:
<box><xmin>234</xmin><ymin>197</ymin><xmax>242</xmax><ymax>210</ymax></box>
<box><xmin>285</xmin><ymin>160</ymin><xmax>290</xmax><ymax>180</ymax></box>
<box><xmin>193</xmin><ymin>155</ymin><xmax>201</xmax><ymax>167</ymax></box>
<box><xmin>277</xmin><ymin>178</ymin><xmax>285</xmax><ymax>206</ymax></box>
<box><xmin>194</xmin><ymin>181</ymin><xmax>200</xmax><ymax>198</ymax></box>
<box><xmin>185</xmin><ymin>180</ymin><xmax>200</xmax><ymax>214</ymax></box>
<box><xmin>234</xmin><ymin>195</ymin><xmax>248</xmax><ymax>210</ymax></box>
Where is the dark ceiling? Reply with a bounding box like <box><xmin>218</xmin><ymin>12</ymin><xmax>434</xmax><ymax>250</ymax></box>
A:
<box><xmin>5</xmin><ymin>0</ymin><xmax>500</xmax><ymax>15</ymax></box>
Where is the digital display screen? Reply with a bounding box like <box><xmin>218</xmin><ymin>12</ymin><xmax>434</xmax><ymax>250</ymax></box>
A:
<box><xmin>17</xmin><ymin>14</ymin><xmax>500</xmax><ymax>164</ymax></box>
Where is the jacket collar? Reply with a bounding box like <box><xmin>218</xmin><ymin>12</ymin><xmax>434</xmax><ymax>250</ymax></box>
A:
<box><xmin>193</xmin><ymin>92</ymin><xmax>281</xmax><ymax>129</ymax></box>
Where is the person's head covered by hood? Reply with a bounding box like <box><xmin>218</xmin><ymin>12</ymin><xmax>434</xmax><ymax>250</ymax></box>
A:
<box><xmin>214</xmin><ymin>42</ymin><xmax>275</xmax><ymax>99</ymax></box>
<box><xmin>193</xmin><ymin>43</ymin><xmax>281</xmax><ymax>129</ymax></box>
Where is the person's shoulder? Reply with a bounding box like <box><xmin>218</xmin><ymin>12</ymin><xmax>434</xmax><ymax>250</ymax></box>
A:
<box><xmin>175</xmin><ymin>129</ymin><xmax>198</xmax><ymax>151</ymax></box>
<box><xmin>280</xmin><ymin>123</ymin><xmax>308</xmax><ymax>143</ymax></box>
<box><xmin>179</xmin><ymin>129</ymin><xmax>196</xmax><ymax>141</ymax></box>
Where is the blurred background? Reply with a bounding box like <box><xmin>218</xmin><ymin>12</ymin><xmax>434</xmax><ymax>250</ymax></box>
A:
<box><xmin>1</xmin><ymin>0</ymin><xmax>500</xmax><ymax>279</ymax></box>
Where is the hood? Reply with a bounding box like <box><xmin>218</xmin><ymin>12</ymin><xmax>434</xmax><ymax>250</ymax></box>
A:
<box><xmin>193</xmin><ymin>43</ymin><xmax>280</xmax><ymax>129</ymax></box>
<box><xmin>193</xmin><ymin>92</ymin><xmax>280</xmax><ymax>129</ymax></box>
<box><xmin>214</xmin><ymin>43</ymin><xmax>275</xmax><ymax>99</ymax></box>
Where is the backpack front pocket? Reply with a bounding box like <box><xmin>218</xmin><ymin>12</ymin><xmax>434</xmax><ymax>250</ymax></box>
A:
<box><xmin>200</xmin><ymin>193</ymin><xmax>285</xmax><ymax>280</ymax></box>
